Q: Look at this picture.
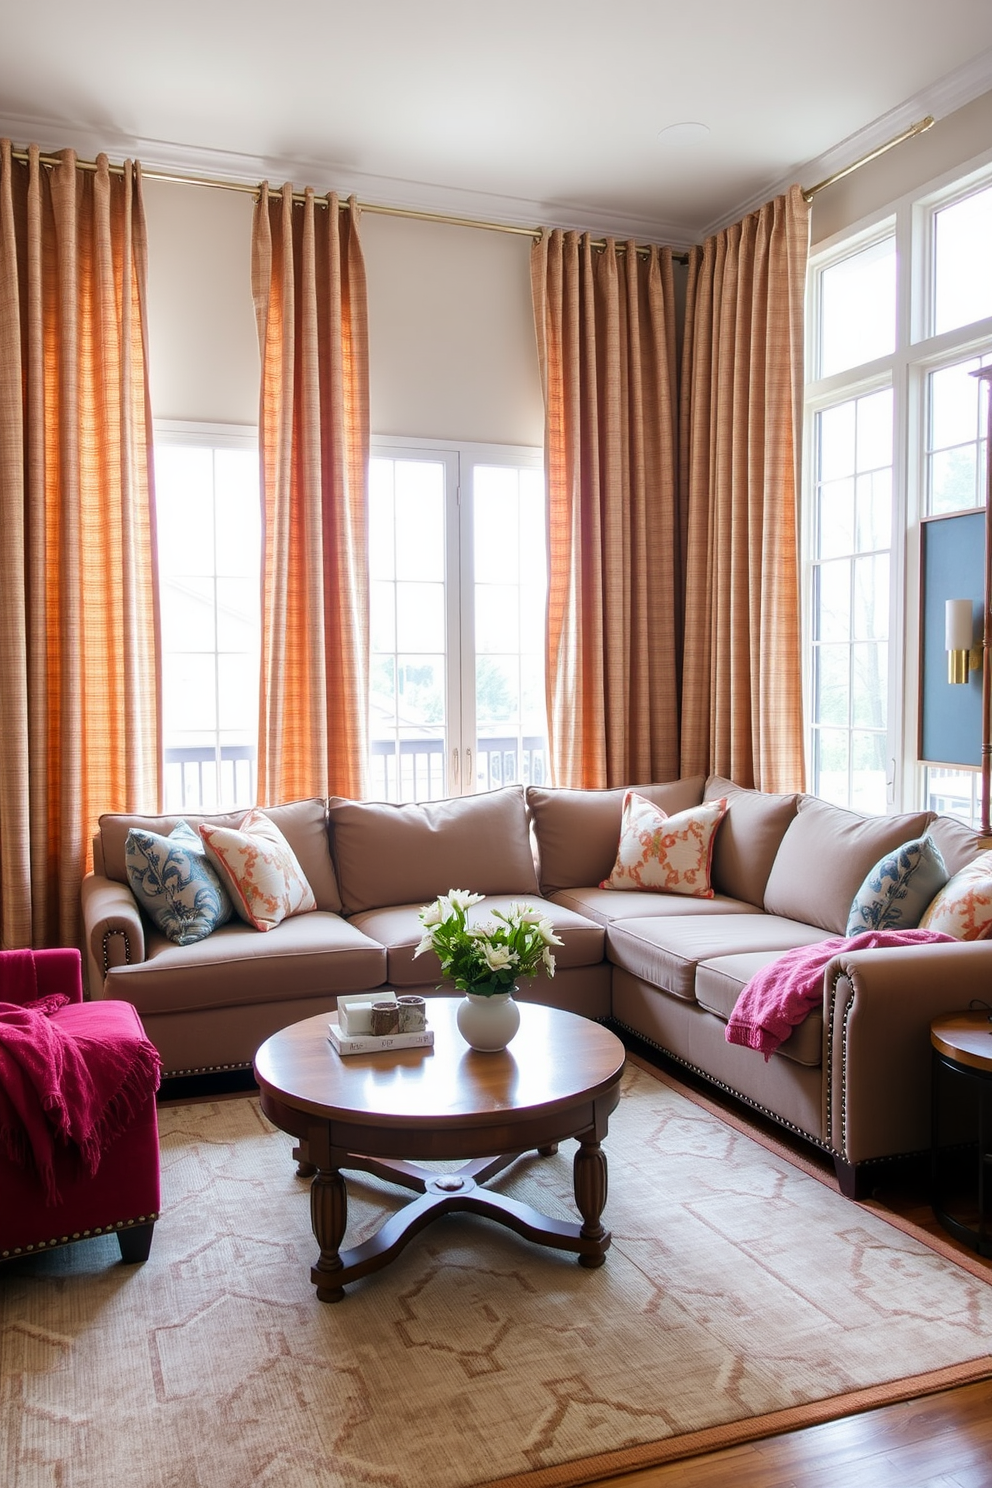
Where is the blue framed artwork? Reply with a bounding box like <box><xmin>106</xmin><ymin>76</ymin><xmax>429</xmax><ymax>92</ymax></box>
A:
<box><xmin>919</xmin><ymin>510</ymin><xmax>985</xmax><ymax>767</ymax></box>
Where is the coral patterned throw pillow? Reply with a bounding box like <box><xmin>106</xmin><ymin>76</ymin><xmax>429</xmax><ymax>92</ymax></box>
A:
<box><xmin>600</xmin><ymin>791</ymin><xmax>728</xmax><ymax>897</ymax></box>
<box><xmin>917</xmin><ymin>850</ymin><xmax>992</xmax><ymax>941</ymax></box>
<box><xmin>199</xmin><ymin>809</ymin><xmax>317</xmax><ymax>931</ymax></box>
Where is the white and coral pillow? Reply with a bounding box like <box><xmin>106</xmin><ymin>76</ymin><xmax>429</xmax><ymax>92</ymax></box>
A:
<box><xmin>600</xmin><ymin>791</ymin><xmax>728</xmax><ymax>898</ymax></box>
<box><xmin>199</xmin><ymin>808</ymin><xmax>317</xmax><ymax>931</ymax></box>
<box><xmin>917</xmin><ymin>850</ymin><xmax>992</xmax><ymax>941</ymax></box>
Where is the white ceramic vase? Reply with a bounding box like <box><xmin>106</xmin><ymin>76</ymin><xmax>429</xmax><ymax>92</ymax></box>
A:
<box><xmin>456</xmin><ymin>989</ymin><xmax>521</xmax><ymax>1052</ymax></box>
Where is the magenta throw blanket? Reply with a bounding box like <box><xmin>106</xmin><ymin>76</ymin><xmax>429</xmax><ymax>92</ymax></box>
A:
<box><xmin>724</xmin><ymin>929</ymin><xmax>955</xmax><ymax>1060</ymax></box>
<box><xmin>0</xmin><ymin>996</ymin><xmax>161</xmax><ymax>1204</ymax></box>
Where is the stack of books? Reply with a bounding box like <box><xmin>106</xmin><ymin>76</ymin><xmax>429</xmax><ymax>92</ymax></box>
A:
<box><xmin>328</xmin><ymin>991</ymin><xmax>434</xmax><ymax>1056</ymax></box>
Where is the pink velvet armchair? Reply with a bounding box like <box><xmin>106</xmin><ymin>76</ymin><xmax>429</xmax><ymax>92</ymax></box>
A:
<box><xmin>0</xmin><ymin>948</ymin><xmax>161</xmax><ymax>1264</ymax></box>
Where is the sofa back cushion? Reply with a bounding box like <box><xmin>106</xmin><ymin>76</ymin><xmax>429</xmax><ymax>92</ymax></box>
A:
<box><xmin>762</xmin><ymin>796</ymin><xmax>934</xmax><ymax>934</ymax></box>
<box><xmin>527</xmin><ymin>777</ymin><xmax>706</xmax><ymax>895</ymax></box>
<box><xmin>703</xmin><ymin>776</ymin><xmax>800</xmax><ymax>906</ymax></box>
<box><xmin>927</xmin><ymin>814</ymin><xmax>987</xmax><ymax>877</ymax></box>
<box><xmin>97</xmin><ymin>798</ymin><xmax>342</xmax><ymax>913</ymax></box>
<box><xmin>327</xmin><ymin>786</ymin><xmax>540</xmax><ymax>915</ymax></box>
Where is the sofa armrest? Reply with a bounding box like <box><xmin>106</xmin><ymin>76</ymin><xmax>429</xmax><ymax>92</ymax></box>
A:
<box><xmin>824</xmin><ymin>939</ymin><xmax>992</xmax><ymax>1166</ymax></box>
<box><xmin>80</xmin><ymin>873</ymin><xmax>146</xmax><ymax>994</ymax></box>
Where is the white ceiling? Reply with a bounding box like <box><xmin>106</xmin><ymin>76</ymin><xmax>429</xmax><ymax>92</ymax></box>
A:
<box><xmin>4</xmin><ymin>1</ymin><xmax>992</xmax><ymax>244</ymax></box>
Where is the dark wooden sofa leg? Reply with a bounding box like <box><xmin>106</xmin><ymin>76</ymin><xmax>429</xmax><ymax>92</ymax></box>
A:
<box><xmin>834</xmin><ymin>1156</ymin><xmax>874</xmax><ymax>1200</ymax></box>
<box><xmin>117</xmin><ymin>1222</ymin><xmax>155</xmax><ymax>1263</ymax></box>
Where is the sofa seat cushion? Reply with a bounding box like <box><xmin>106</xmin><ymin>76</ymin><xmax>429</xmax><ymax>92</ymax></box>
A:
<box><xmin>694</xmin><ymin>951</ymin><xmax>823</xmax><ymax>1067</ymax></box>
<box><xmin>349</xmin><ymin>897</ymin><xmax>605</xmax><ymax>987</ymax></box>
<box><xmin>327</xmin><ymin>787</ymin><xmax>539</xmax><ymax>915</ymax></box>
<box><xmin>550</xmin><ymin>886</ymin><xmax>760</xmax><ymax>927</ymax></box>
<box><xmin>103</xmin><ymin>912</ymin><xmax>386</xmax><ymax>1017</ymax></box>
<box><xmin>605</xmin><ymin>915</ymin><xmax>829</xmax><ymax>1003</ymax></box>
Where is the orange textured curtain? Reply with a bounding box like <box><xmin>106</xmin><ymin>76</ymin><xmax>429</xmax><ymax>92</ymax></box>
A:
<box><xmin>531</xmin><ymin>231</ymin><xmax>682</xmax><ymax>788</ymax></box>
<box><xmin>0</xmin><ymin>142</ymin><xmax>161</xmax><ymax>950</ymax></box>
<box><xmin>679</xmin><ymin>185</ymin><xmax>810</xmax><ymax>792</ymax></box>
<box><xmin>251</xmin><ymin>186</ymin><xmax>370</xmax><ymax>804</ymax></box>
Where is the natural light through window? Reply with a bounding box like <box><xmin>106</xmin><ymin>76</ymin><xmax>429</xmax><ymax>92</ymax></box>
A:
<box><xmin>933</xmin><ymin>182</ymin><xmax>992</xmax><ymax>336</ymax></box>
<box><xmin>818</xmin><ymin>235</ymin><xmax>896</xmax><ymax>379</ymax></box>
<box><xmin>155</xmin><ymin>429</ymin><xmax>260</xmax><ymax>812</ymax></box>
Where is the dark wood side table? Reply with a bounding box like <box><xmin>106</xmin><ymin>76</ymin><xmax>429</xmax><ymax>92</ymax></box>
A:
<box><xmin>254</xmin><ymin>998</ymin><xmax>626</xmax><ymax>1301</ymax></box>
<box><xmin>931</xmin><ymin>1011</ymin><xmax>992</xmax><ymax>1257</ymax></box>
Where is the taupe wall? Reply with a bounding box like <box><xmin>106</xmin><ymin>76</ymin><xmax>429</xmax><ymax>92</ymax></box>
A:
<box><xmin>810</xmin><ymin>87</ymin><xmax>992</xmax><ymax>246</ymax></box>
<box><xmin>143</xmin><ymin>181</ymin><xmax>544</xmax><ymax>446</ymax></box>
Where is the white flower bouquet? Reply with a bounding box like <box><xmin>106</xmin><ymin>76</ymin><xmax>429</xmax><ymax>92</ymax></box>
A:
<box><xmin>414</xmin><ymin>889</ymin><xmax>563</xmax><ymax>997</ymax></box>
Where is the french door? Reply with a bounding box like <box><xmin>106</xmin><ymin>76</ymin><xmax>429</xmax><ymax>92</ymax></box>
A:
<box><xmin>369</xmin><ymin>439</ymin><xmax>547</xmax><ymax>802</ymax></box>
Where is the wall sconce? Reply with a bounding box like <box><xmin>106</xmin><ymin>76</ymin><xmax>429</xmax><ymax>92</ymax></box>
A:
<box><xmin>945</xmin><ymin>599</ymin><xmax>979</xmax><ymax>684</ymax></box>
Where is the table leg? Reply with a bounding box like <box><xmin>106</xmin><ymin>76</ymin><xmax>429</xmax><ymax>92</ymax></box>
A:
<box><xmin>310</xmin><ymin>1167</ymin><xmax>348</xmax><ymax>1302</ymax></box>
<box><xmin>293</xmin><ymin>1142</ymin><xmax>316</xmax><ymax>1178</ymax></box>
<box><xmin>573</xmin><ymin>1136</ymin><xmax>608</xmax><ymax>1268</ymax></box>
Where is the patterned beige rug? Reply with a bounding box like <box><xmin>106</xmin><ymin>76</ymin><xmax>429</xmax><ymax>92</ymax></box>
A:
<box><xmin>2</xmin><ymin>1059</ymin><xmax>991</xmax><ymax>1488</ymax></box>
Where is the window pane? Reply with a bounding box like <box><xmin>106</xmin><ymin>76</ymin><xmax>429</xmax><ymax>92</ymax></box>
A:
<box><xmin>396</xmin><ymin>581</ymin><xmax>445</xmax><ymax>651</ymax></box>
<box><xmin>852</xmin><ymin>554</ymin><xmax>888</xmax><ymax>641</ymax></box>
<box><xmin>394</xmin><ymin>461</ymin><xmax>444</xmax><ymax>581</ymax></box>
<box><xmin>814</xmin><ymin>729</ymin><xmax>850</xmax><ymax>808</ymax></box>
<box><xmin>856</xmin><ymin>469</ymin><xmax>891</xmax><ymax>553</ymax></box>
<box><xmin>851</xmin><ymin>731</ymin><xmax>888</xmax><ymax>815</ymax></box>
<box><xmin>856</xmin><ymin>387</ymin><xmax>893</xmax><ymax>474</ymax></box>
<box><xmin>851</xmin><ymin>643</ymin><xmax>887</xmax><ymax>727</ymax></box>
<box><xmin>156</xmin><ymin>438</ymin><xmax>260</xmax><ymax>813</ymax></box>
<box><xmin>817</xmin><ymin>478</ymin><xmax>854</xmax><ymax>560</ymax></box>
<box><xmin>818</xmin><ymin>401</ymin><xmax>856</xmax><ymax>482</ymax></box>
<box><xmin>814</xmin><ymin>645</ymin><xmax>849</xmax><ymax>727</ymax></box>
<box><xmin>926</xmin><ymin>356</ymin><xmax>991</xmax><ymax>515</ymax></box>
<box><xmin>815</xmin><ymin>560</ymin><xmax>850</xmax><ymax>642</ymax></box>
<box><xmin>819</xmin><ymin>237</ymin><xmax>896</xmax><ymax>377</ymax></box>
<box><xmin>934</xmin><ymin>183</ymin><xmax>992</xmax><ymax>335</ymax></box>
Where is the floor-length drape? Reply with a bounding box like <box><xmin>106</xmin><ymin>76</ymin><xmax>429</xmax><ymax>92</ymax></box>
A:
<box><xmin>0</xmin><ymin>142</ymin><xmax>160</xmax><ymax>951</ymax></box>
<box><xmin>680</xmin><ymin>185</ymin><xmax>810</xmax><ymax>793</ymax></box>
<box><xmin>531</xmin><ymin>231</ymin><xmax>682</xmax><ymax>788</ymax></box>
<box><xmin>251</xmin><ymin>186</ymin><xmax>370</xmax><ymax>804</ymax></box>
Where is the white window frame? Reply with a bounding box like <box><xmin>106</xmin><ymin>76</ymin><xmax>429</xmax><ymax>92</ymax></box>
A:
<box><xmin>369</xmin><ymin>434</ymin><xmax>545</xmax><ymax>801</ymax></box>
<box><xmin>153</xmin><ymin>419</ymin><xmax>260</xmax><ymax>812</ymax></box>
<box><xmin>803</xmin><ymin>145</ymin><xmax>992</xmax><ymax>817</ymax></box>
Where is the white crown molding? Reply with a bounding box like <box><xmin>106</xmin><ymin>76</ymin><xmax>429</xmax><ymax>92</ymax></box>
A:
<box><xmin>701</xmin><ymin>44</ymin><xmax>992</xmax><ymax>239</ymax></box>
<box><xmin>0</xmin><ymin>106</ymin><xmax>698</xmax><ymax>248</ymax></box>
<box><xmin>6</xmin><ymin>42</ymin><xmax>992</xmax><ymax>253</ymax></box>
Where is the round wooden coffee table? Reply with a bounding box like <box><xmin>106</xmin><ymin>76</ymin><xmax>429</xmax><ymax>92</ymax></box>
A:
<box><xmin>254</xmin><ymin>997</ymin><xmax>626</xmax><ymax>1301</ymax></box>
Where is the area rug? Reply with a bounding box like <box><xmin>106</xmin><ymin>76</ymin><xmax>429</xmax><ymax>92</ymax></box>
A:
<box><xmin>2</xmin><ymin>1061</ymin><xmax>991</xmax><ymax>1488</ymax></box>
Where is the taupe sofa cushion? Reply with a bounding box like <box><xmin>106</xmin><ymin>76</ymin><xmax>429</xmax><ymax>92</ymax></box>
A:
<box><xmin>550</xmin><ymin>886</ymin><xmax>760</xmax><ymax>926</ymax></box>
<box><xmin>103</xmin><ymin>911</ymin><xmax>386</xmax><ymax>1015</ymax></box>
<box><xmin>762</xmin><ymin>797</ymin><xmax>934</xmax><ymax>934</ymax></box>
<box><xmin>703</xmin><ymin>776</ymin><xmax>800</xmax><ymax>907</ymax></box>
<box><xmin>927</xmin><ymin>814</ymin><xmax>987</xmax><ymax>876</ymax></box>
<box><xmin>96</xmin><ymin>798</ymin><xmax>342</xmax><ymax>913</ymax></box>
<box><xmin>527</xmin><ymin>777</ymin><xmax>706</xmax><ymax>895</ymax></box>
<box><xmin>606</xmin><ymin>914</ymin><xmax>828</xmax><ymax>1002</ymax></box>
<box><xmin>327</xmin><ymin>786</ymin><xmax>539</xmax><ymax>915</ymax></box>
<box><xmin>349</xmin><ymin>896</ymin><xmax>604</xmax><ymax>987</ymax></box>
<box><xmin>694</xmin><ymin>950</ymin><xmax>824</xmax><ymax>1068</ymax></box>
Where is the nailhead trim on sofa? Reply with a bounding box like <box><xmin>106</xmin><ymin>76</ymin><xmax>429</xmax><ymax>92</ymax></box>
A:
<box><xmin>1</xmin><ymin>1212</ymin><xmax>160</xmax><ymax>1259</ymax></box>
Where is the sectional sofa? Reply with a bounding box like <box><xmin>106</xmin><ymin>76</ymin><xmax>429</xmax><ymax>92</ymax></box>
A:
<box><xmin>81</xmin><ymin>777</ymin><xmax>991</xmax><ymax>1197</ymax></box>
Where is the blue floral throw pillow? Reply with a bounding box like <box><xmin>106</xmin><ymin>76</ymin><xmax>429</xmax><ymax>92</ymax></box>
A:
<box><xmin>125</xmin><ymin>819</ymin><xmax>233</xmax><ymax>946</ymax></box>
<box><xmin>845</xmin><ymin>835</ymin><xmax>949</xmax><ymax>937</ymax></box>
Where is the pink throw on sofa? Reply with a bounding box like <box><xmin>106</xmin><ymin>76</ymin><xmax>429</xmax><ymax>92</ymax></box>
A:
<box><xmin>725</xmin><ymin>929</ymin><xmax>956</xmax><ymax>1060</ymax></box>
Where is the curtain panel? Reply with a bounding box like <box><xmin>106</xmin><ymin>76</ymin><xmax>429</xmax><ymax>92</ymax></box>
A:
<box><xmin>679</xmin><ymin>184</ymin><xmax>810</xmax><ymax>793</ymax></box>
<box><xmin>531</xmin><ymin>231</ymin><xmax>682</xmax><ymax>789</ymax></box>
<box><xmin>0</xmin><ymin>142</ymin><xmax>160</xmax><ymax>951</ymax></box>
<box><xmin>251</xmin><ymin>186</ymin><xmax>370</xmax><ymax>805</ymax></box>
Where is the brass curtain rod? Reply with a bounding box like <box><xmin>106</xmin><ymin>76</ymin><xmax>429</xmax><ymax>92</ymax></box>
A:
<box><xmin>12</xmin><ymin>113</ymin><xmax>936</xmax><ymax>258</ymax></box>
